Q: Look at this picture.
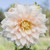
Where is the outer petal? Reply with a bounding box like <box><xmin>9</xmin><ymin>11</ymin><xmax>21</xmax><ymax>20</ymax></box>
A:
<box><xmin>20</xmin><ymin>38</ymin><xmax>26</xmax><ymax>46</ymax></box>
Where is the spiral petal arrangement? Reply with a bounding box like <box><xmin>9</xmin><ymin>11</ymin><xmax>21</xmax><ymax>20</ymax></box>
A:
<box><xmin>1</xmin><ymin>4</ymin><xmax>47</xmax><ymax>47</ymax></box>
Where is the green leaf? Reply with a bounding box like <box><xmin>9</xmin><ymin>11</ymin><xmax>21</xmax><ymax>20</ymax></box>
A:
<box><xmin>11</xmin><ymin>4</ymin><xmax>15</xmax><ymax>8</ymax></box>
<box><xmin>35</xmin><ymin>2</ymin><xmax>37</xmax><ymax>5</ymax></box>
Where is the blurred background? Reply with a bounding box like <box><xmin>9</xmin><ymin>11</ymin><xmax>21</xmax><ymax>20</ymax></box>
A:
<box><xmin>0</xmin><ymin>0</ymin><xmax>50</xmax><ymax>50</ymax></box>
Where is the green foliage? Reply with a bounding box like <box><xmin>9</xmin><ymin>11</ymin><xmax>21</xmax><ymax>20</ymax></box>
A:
<box><xmin>0</xmin><ymin>10</ymin><xmax>5</xmax><ymax>22</ymax></box>
<box><xmin>35</xmin><ymin>2</ymin><xmax>37</xmax><ymax>5</ymax></box>
<box><xmin>0</xmin><ymin>25</ymin><xmax>3</xmax><ymax>31</ymax></box>
<box><xmin>11</xmin><ymin>4</ymin><xmax>15</xmax><ymax>8</ymax></box>
<box><xmin>32</xmin><ymin>45</ymin><xmax>39</xmax><ymax>50</ymax></box>
<box><xmin>45</xmin><ymin>32</ymin><xmax>47</xmax><ymax>36</ymax></box>
<box><xmin>0</xmin><ymin>45</ymin><xmax>6</xmax><ymax>50</ymax></box>
<box><xmin>29</xmin><ymin>37</ymin><xmax>50</xmax><ymax>50</ymax></box>
<box><xmin>19</xmin><ymin>46</ymin><xmax>31</xmax><ymax>50</ymax></box>
<box><xmin>0</xmin><ymin>37</ymin><xmax>15</xmax><ymax>50</ymax></box>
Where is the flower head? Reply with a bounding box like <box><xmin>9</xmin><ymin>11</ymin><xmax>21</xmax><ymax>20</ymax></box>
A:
<box><xmin>1</xmin><ymin>3</ymin><xmax>47</xmax><ymax>47</ymax></box>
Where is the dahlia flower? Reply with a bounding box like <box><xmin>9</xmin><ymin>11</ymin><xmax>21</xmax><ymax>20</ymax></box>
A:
<box><xmin>1</xmin><ymin>4</ymin><xmax>47</xmax><ymax>47</ymax></box>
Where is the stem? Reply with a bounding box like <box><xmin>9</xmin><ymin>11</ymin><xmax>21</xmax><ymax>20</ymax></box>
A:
<box><xmin>14</xmin><ymin>43</ymin><xmax>17</xmax><ymax>50</ymax></box>
<box><xmin>19</xmin><ymin>46</ymin><xmax>31</xmax><ymax>50</ymax></box>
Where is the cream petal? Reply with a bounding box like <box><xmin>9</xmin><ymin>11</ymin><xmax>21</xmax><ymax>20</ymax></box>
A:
<box><xmin>11</xmin><ymin>36</ymin><xmax>16</xmax><ymax>41</ymax></box>
<box><xmin>6</xmin><ymin>27</ymin><xmax>11</xmax><ymax>31</ymax></box>
<box><xmin>29</xmin><ymin>37</ymin><xmax>34</xmax><ymax>43</ymax></box>
<box><xmin>26</xmin><ymin>41</ymin><xmax>30</xmax><ymax>48</ymax></box>
<box><xmin>25</xmin><ymin>30</ymin><xmax>31</xmax><ymax>34</ymax></box>
<box><xmin>16</xmin><ymin>33</ymin><xmax>21</xmax><ymax>39</ymax></box>
<box><xmin>32</xmin><ymin>33</ymin><xmax>39</xmax><ymax>39</ymax></box>
<box><xmin>35</xmin><ymin>27</ymin><xmax>40</xmax><ymax>32</ymax></box>
<box><xmin>37</xmin><ymin>13</ymin><xmax>47</xmax><ymax>22</ymax></box>
<box><xmin>11</xmin><ymin>26</ymin><xmax>19</xmax><ymax>33</ymax></box>
<box><xmin>40</xmin><ymin>29</ymin><xmax>47</xmax><ymax>33</ymax></box>
<box><xmin>15</xmin><ymin>40</ymin><xmax>20</xmax><ymax>46</ymax></box>
<box><xmin>1</xmin><ymin>25</ymin><xmax>6</xmax><ymax>28</ymax></box>
<box><xmin>21</xmin><ymin>32</ymin><xmax>26</xmax><ymax>37</ymax></box>
<box><xmin>26</xmin><ymin>35</ymin><xmax>35</xmax><ymax>43</ymax></box>
<box><xmin>32</xmin><ymin>29</ymin><xmax>36</xmax><ymax>32</ymax></box>
<box><xmin>19</xmin><ymin>29</ymin><xmax>26</xmax><ymax>37</ymax></box>
<box><xmin>30</xmin><ymin>5</ymin><xmax>41</xmax><ymax>17</ymax></box>
<box><xmin>20</xmin><ymin>38</ymin><xmax>26</xmax><ymax>46</ymax></box>
<box><xmin>4</xmin><ymin>12</ymin><xmax>17</xmax><ymax>18</ymax></box>
<box><xmin>26</xmin><ymin>35</ymin><xmax>30</xmax><ymax>41</ymax></box>
<box><xmin>1</xmin><ymin>19</ymin><xmax>17</xmax><ymax>27</ymax></box>
<box><xmin>39</xmin><ymin>24</ymin><xmax>47</xmax><ymax>33</ymax></box>
<box><xmin>6</xmin><ymin>33</ymin><xmax>11</xmax><ymax>38</ymax></box>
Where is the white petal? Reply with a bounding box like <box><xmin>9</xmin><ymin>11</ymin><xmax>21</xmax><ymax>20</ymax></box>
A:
<box><xmin>32</xmin><ymin>33</ymin><xmax>39</xmax><ymax>39</ymax></box>
<box><xmin>25</xmin><ymin>30</ymin><xmax>31</xmax><ymax>34</ymax></box>
<box><xmin>1</xmin><ymin>18</ymin><xmax>6</xmax><ymax>24</ymax></box>
<box><xmin>26</xmin><ymin>41</ymin><xmax>30</xmax><ymax>48</ymax></box>
<box><xmin>11</xmin><ymin>36</ymin><xmax>16</xmax><ymax>41</ymax></box>
<box><xmin>30</xmin><ymin>5</ymin><xmax>41</xmax><ymax>17</ymax></box>
<box><xmin>6</xmin><ymin>27</ymin><xmax>11</xmax><ymax>31</ymax></box>
<box><xmin>15</xmin><ymin>40</ymin><xmax>20</xmax><ymax>46</ymax></box>
<box><xmin>4</xmin><ymin>12</ymin><xmax>17</xmax><ymax>18</ymax></box>
<box><xmin>20</xmin><ymin>38</ymin><xmax>26</xmax><ymax>46</ymax></box>
<box><xmin>32</xmin><ymin>29</ymin><xmax>36</xmax><ymax>32</ymax></box>
<box><xmin>26</xmin><ymin>35</ymin><xmax>35</xmax><ymax>43</ymax></box>
<box><xmin>6</xmin><ymin>33</ymin><xmax>11</xmax><ymax>38</ymax></box>
<box><xmin>29</xmin><ymin>37</ymin><xmax>34</xmax><ymax>43</ymax></box>
<box><xmin>21</xmin><ymin>32</ymin><xmax>26</xmax><ymax>37</ymax></box>
<box><xmin>11</xmin><ymin>26</ymin><xmax>19</xmax><ymax>33</ymax></box>
<box><xmin>19</xmin><ymin>29</ymin><xmax>26</xmax><ymax>37</ymax></box>
<box><xmin>16</xmin><ymin>33</ymin><xmax>21</xmax><ymax>39</ymax></box>
<box><xmin>26</xmin><ymin>35</ymin><xmax>30</xmax><ymax>41</ymax></box>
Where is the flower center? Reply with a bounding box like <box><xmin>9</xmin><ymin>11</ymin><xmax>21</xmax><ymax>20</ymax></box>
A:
<box><xmin>19</xmin><ymin>20</ymin><xmax>32</xmax><ymax>31</ymax></box>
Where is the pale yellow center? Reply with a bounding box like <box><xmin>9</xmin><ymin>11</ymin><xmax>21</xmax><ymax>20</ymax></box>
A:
<box><xmin>19</xmin><ymin>20</ymin><xmax>32</xmax><ymax>31</ymax></box>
